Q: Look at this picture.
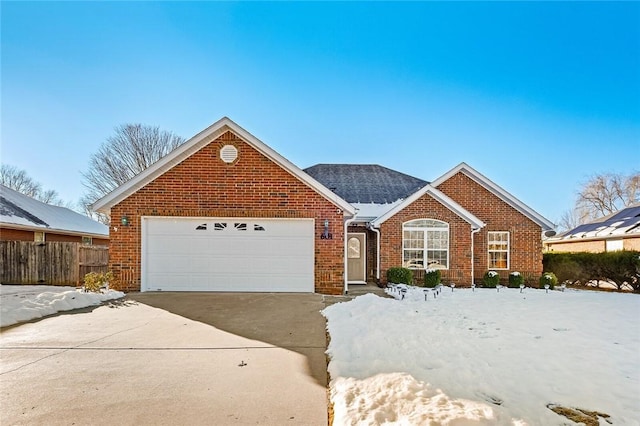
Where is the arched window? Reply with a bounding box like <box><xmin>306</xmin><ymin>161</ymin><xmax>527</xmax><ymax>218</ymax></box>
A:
<box><xmin>402</xmin><ymin>219</ymin><xmax>449</xmax><ymax>269</ymax></box>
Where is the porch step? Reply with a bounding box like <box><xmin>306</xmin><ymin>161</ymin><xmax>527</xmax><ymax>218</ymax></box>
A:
<box><xmin>321</xmin><ymin>284</ymin><xmax>392</xmax><ymax>308</ymax></box>
<box><xmin>346</xmin><ymin>283</ymin><xmax>391</xmax><ymax>298</ymax></box>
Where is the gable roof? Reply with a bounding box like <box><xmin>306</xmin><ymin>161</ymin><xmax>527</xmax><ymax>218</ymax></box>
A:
<box><xmin>92</xmin><ymin>117</ymin><xmax>355</xmax><ymax>216</ymax></box>
<box><xmin>549</xmin><ymin>202</ymin><xmax>640</xmax><ymax>241</ymax></box>
<box><xmin>431</xmin><ymin>162</ymin><xmax>555</xmax><ymax>231</ymax></box>
<box><xmin>304</xmin><ymin>164</ymin><xmax>428</xmax><ymax>204</ymax></box>
<box><xmin>1</xmin><ymin>185</ymin><xmax>108</xmax><ymax>237</ymax></box>
<box><xmin>371</xmin><ymin>184</ymin><xmax>486</xmax><ymax>229</ymax></box>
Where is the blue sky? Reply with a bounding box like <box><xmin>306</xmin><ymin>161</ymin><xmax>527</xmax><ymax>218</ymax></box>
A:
<box><xmin>2</xmin><ymin>1</ymin><xmax>639</xmax><ymax>224</ymax></box>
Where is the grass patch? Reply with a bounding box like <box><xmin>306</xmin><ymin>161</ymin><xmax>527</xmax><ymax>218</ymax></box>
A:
<box><xmin>547</xmin><ymin>404</ymin><xmax>611</xmax><ymax>425</ymax></box>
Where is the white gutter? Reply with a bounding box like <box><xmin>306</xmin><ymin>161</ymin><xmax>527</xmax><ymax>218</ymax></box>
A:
<box><xmin>471</xmin><ymin>227</ymin><xmax>481</xmax><ymax>286</ymax></box>
<box><xmin>367</xmin><ymin>222</ymin><xmax>381</xmax><ymax>283</ymax></box>
<box><xmin>343</xmin><ymin>216</ymin><xmax>357</xmax><ymax>295</ymax></box>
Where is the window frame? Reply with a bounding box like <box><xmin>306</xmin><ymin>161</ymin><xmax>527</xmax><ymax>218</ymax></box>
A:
<box><xmin>402</xmin><ymin>219</ymin><xmax>449</xmax><ymax>270</ymax></box>
<box><xmin>34</xmin><ymin>231</ymin><xmax>45</xmax><ymax>242</ymax></box>
<box><xmin>81</xmin><ymin>236</ymin><xmax>93</xmax><ymax>245</ymax></box>
<box><xmin>487</xmin><ymin>231</ymin><xmax>510</xmax><ymax>270</ymax></box>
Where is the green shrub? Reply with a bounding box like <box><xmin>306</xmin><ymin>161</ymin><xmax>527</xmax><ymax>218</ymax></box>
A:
<box><xmin>424</xmin><ymin>269</ymin><xmax>441</xmax><ymax>288</ymax></box>
<box><xmin>387</xmin><ymin>267</ymin><xmax>413</xmax><ymax>285</ymax></box>
<box><xmin>83</xmin><ymin>271</ymin><xmax>113</xmax><ymax>293</ymax></box>
<box><xmin>543</xmin><ymin>251</ymin><xmax>639</xmax><ymax>292</ymax></box>
<box><xmin>482</xmin><ymin>270</ymin><xmax>500</xmax><ymax>288</ymax></box>
<box><xmin>508</xmin><ymin>271</ymin><xmax>524</xmax><ymax>288</ymax></box>
<box><xmin>539</xmin><ymin>272</ymin><xmax>558</xmax><ymax>290</ymax></box>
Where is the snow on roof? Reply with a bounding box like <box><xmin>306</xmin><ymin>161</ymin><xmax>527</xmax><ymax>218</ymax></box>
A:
<box><xmin>0</xmin><ymin>185</ymin><xmax>108</xmax><ymax>237</ymax></box>
<box><xmin>351</xmin><ymin>201</ymin><xmax>404</xmax><ymax>221</ymax></box>
<box><xmin>550</xmin><ymin>202</ymin><xmax>640</xmax><ymax>241</ymax></box>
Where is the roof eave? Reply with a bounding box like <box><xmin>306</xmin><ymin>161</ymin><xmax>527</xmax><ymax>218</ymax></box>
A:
<box><xmin>371</xmin><ymin>184</ymin><xmax>486</xmax><ymax>229</ymax></box>
<box><xmin>0</xmin><ymin>222</ymin><xmax>108</xmax><ymax>238</ymax></box>
<box><xmin>91</xmin><ymin>117</ymin><xmax>355</xmax><ymax>216</ymax></box>
<box><xmin>432</xmin><ymin>162</ymin><xmax>555</xmax><ymax>231</ymax></box>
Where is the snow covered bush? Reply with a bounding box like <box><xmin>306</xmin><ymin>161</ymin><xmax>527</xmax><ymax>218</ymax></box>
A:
<box><xmin>539</xmin><ymin>272</ymin><xmax>558</xmax><ymax>290</ymax></box>
<box><xmin>508</xmin><ymin>271</ymin><xmax>524</xmax><ymax>288</ymax></box>
<box><xmin>83</xmin><ymin>271</ymin><xmax>113</xmax><ymax>293</ymax></box>
<box><xmin>482</xmin><ymin>270</ymin><xmax>500</xmax><ymax>288</ymax></box>
<box><xmin>423</xmin><ymin>269</ymin><xmax>441</xmax><ymax>288</ymax></box>
<box><xmin>387</xmin><ymin>267</ymin><xmax>413</xmax><ymax>285</ymax></box>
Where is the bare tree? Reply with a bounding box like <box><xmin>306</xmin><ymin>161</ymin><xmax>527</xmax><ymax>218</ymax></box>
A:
<box><xmin>557</xmin><ymin>208</ymin><xmax>588</xmax><ymax>232</ymax></box>
<box><xmin>559</xmin><ymin>171</ymin><xmax>640</xmax><ymax>232</ymax></box>
<box><xmin>576</xmin><ymin>172</ymin><xmax>639</xmax><ymax>218</ymax></box>
<box><xmin>82</xmin><ymin>124</ymin><xmax>185</xmax><ymax>222</ymax></box>
<box><xmin>0</xmin><ymin>164</ymin><xmax>65</xmax><ymax>206</ymax></box>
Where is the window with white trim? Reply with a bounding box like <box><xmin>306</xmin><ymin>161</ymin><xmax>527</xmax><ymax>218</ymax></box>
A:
<box><xmin>34</xmin><ymin>231</ymin><xmax>45</xmax><ymax>242</ymax></box>
<box><xmin>402</xmin><ymin>219</ymin><xmax>449</xmax><ymax>269</ymax></box>
<box><xmin>488</xmin><ymin>231</ymin><xmax>509</xmax><ymax>269</ymax></box>
<box><xmin>82</xmin><ymin>236</ymin><xmax>93</xmax><ymax>245</ymax></box>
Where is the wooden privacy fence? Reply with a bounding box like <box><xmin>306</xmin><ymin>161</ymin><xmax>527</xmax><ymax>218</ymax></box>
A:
<box><xmin>0</xmin><ymin>241</ymin><xmax>109</xmax><ymax>286</ymax></box>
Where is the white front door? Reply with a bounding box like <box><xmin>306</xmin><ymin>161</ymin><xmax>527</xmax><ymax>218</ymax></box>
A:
<box><xmin>347</xmin><ymin>233</ymin><xmax>366</xmax><ymax>283</ymax></box>
<box><xmin>142</xmin><ymin>217</ymin><xmax>314</xmax><ymax>292</ymax></box>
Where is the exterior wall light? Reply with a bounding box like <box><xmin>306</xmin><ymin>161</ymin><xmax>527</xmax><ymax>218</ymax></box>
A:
<box><xmin>321</xmin><ymin>219</ymin><xmax>332</xmax><ymax>239</ymax></box>
<box><xmin>121</xmin><ymin>216</ymin><xmax>130</xmax><ymax>226</ymax></box>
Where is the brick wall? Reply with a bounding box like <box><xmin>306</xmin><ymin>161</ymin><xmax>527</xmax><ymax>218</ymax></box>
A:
<box><xmin>1</xmin><ymin>228</ymin><xmax>34</xmax><ymax>241</ymax></box>
<box><xmin>624</xmin><ymin>237</ymin><xmax>640</xmax><ymax>251</ymax></box>
<box><xmin>0</xmin><ymin>227</ymin><xmax>109</xmax><ymax>246</ymax></box>
<box><xmin>545</xmin><ymin>240</ymin><xmax>605</xmax><ymax>253</ymax></box>
<box><xmin>379</xmin><ymin>194</ymin><xmax>473</xmax><ymax>285</ymax></box>
<box><xmin>436</xmin><ymin>171</ymin><xmax>544</xmax><ymax>284</ymax></box>
<box><xmin>109</xmin><ymin>130</ymin><xmax>345</xmax><ymax>294</ymax></box>
<box><xmin>545</xmin><ymin>236</ymin><xmax>640</xmax><ymax>252</ymax></box>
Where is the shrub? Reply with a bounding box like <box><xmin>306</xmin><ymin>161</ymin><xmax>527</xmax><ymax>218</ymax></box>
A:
<box><xmin>539</xmin><ymin>272</ymin><xmax>558</xmax><ymax>290</ymax></box>
<box><xmin>482</xmin><ymin>270</ymin><xmax>500</xmax><ymax>288</ymax></box>
<box><xmin>387</xmin><ymin>267</ymin><xmax>413</xmax><ymax>285</ymax></box>
<box><xmin>508</xmin><ymin>271</ymin><xmax>524</xmax><ymax>288</ymax></box>
<box><xmin>83</xmin><ymin>271</ymin><xmax>113</xmax><ymax>293</ymax></box>
<box><xmin>543</xmin><ymin>251</ymin><xmax>639</xmax><ymax>292</ymax></box>
<box><xmin>424</xmin><ymin>269</ymin><xmax>441</xmax><ymax>288</ymax></box>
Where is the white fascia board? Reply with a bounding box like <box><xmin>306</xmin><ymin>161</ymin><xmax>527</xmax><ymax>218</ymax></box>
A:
<box><xmin>92</xmin><ymin>117</ymin><xmax>355</xmax><ymax>216</ymax></box>
<box><xmin>432</xmin><ymin>162</ymin><xmax>555</xmax><ymax>231</ymax></box>
<box><xmin>371</xmin><ymin>184</ymin><xmax>485</xmax><ymax>229</ymax></box>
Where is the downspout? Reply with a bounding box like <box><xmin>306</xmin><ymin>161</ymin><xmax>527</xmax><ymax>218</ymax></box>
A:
<box><xmin>367</xmin><ymin>223</ymin><xmax>381</xmax><ymax>283</ymax></box>
<box><xmin>343</xmin><ymin>216</ymin><xmax>357</xmax><ymax>295</ymax></box>
<box><xmin>471</xmin><ymin>227</ymin><xmax>481</xmax><ymax>286</ymax></box>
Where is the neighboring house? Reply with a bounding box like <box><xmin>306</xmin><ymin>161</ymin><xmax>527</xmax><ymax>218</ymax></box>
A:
<box><xmin>92</xmin><ymin>117</ymin><xmax>554</xmax><ymax>295</ymax></box>
<box><xmin>0</xmin><ymin>185</ymin><xmax>109</xmax><ymax>245</ymax></box>
<box><xmin>544</xmin><ymin>203</ymin><xmax>640</xmax><ymax>253</ymax></box>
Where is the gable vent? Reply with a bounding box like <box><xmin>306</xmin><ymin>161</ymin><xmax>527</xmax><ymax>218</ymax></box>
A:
<box><xmin>220</xmin><ymin>145</ymin><xmax>238</xmax><ymax>163</ymax></box>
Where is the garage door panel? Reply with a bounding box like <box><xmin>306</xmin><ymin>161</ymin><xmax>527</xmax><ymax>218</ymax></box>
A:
<box><xmin>143</xmin><ymin>217</ymin><xmax>315</xmax><ymax>292</ymax></box>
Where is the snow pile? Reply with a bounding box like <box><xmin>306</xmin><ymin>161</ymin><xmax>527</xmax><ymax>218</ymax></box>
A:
<box><xmin>1</xmin><ymin>285</ymin><xmax>124</xmax><ymax>327</ymax></box>
<box><xmin>323</xmin><ymin>289</ymin><xmax>639</xmax><ymax>425</ymax></box>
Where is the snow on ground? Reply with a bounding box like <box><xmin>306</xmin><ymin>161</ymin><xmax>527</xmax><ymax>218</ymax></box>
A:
<box><xmin>323</xmin><ymin>287</ymin><xmax>640</xmax><ymax>425</ymax></box>
<box><xmin>0</xmin><ymin>285</ymin><xmax>124</xmax><ymax>328</ymax></box>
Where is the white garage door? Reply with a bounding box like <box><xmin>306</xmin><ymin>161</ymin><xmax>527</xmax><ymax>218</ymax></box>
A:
<box><xmin>142</xmin><ymin>217</ymin><xmax>314</xmax><ymax>292</ymax></box>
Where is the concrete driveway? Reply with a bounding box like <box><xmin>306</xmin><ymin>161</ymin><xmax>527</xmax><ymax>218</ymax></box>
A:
<box><xmin>1</xmin><ymin>292</ymin><xmax>341</xmax><ymax>425</ymax></box>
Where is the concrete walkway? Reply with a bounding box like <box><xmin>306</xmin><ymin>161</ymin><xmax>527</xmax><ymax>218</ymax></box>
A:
<box><xmin>0</xmin><ymin>293</ymin><xmax>331</xmax><ymax>425</ymax></box>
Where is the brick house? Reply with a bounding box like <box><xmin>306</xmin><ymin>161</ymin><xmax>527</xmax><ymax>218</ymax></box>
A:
<box><xmin>93</xmin><ymin>117</ymin><xmax>554</xmax><ymax>294</ymax></box>
<box><xmin>1</xmin><ymin>184</ymin><xmax>109</xmax><ymax>245</ymax></box>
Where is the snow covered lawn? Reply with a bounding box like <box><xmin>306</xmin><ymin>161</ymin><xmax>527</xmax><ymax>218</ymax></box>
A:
<box><xmin>323</xmin><ymin>287</ymin><xmax>639</xmax><ymax>425</ymax></box>
<box><xmin>0</xmin><ymin>285</ymin><xmax>125</xmax><ymax>328</ymax></box>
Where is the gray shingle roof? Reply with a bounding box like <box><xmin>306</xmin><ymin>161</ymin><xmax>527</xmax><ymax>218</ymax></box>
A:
<box><xmin>304</xmin><ymin>164</ymin><xmax>428</xmax><ymax>204</ymax></box>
